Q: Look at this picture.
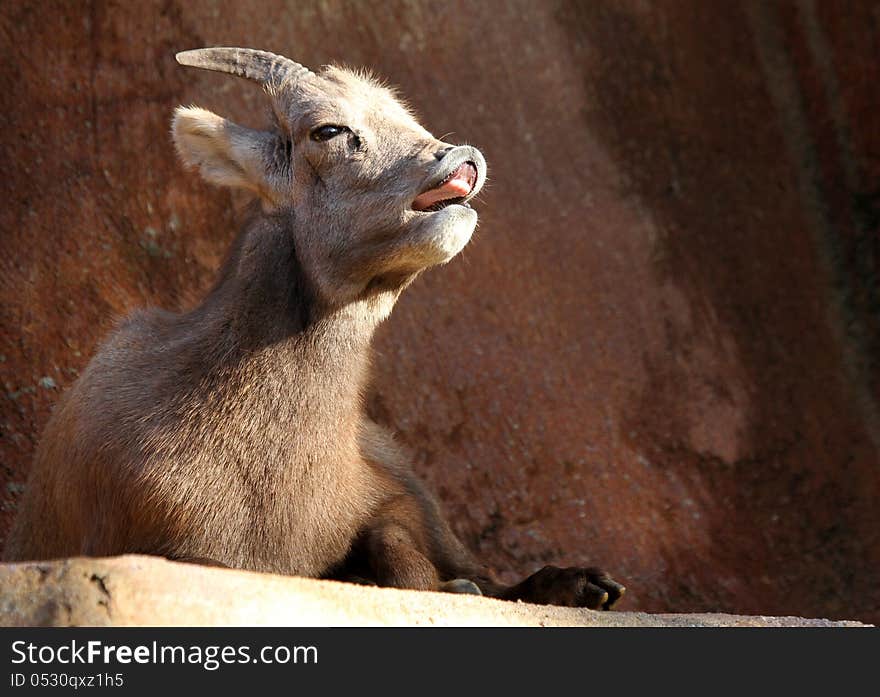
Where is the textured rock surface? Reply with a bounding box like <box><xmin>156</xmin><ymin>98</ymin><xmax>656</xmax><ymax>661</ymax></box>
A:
<box><xmin>0</xmin><ymin>556</ymin><xmax>867</xmax><ymax>627</ymax></box>
<box><xmin>1</xmin><ymin>2</ymin><xmax>879</xmax><ymax>624</ymax></box>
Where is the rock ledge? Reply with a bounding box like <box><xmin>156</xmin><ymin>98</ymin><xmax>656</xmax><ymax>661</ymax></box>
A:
<box><xmin>0</xmin><ymin>556</ymin><xmax>868</xmax><ymax>627</ymax></box>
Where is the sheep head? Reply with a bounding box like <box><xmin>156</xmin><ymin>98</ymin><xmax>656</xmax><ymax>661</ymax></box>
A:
<box><xmin>172</xmin><ymin>47</ymin><xmax>486</xmax><ymax>308</ymax></box>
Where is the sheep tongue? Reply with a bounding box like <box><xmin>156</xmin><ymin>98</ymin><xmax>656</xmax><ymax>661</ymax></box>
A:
<box><xmin>413</xmin><ymin>163</ymin><xmax>476</xmax><ymax>211</ymax></box>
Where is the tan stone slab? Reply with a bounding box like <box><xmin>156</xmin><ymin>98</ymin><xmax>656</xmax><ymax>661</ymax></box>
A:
<box><xmin>0</xmin><ymin>556</ymin><xmax>868</xmax><ymax>627</ymax></box>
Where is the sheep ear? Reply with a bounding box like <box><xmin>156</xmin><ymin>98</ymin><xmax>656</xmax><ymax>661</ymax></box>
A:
<box><xmin>172</xmin><ymin>106</ymin><xmax>281</xmax><ymax>202</ymax></box>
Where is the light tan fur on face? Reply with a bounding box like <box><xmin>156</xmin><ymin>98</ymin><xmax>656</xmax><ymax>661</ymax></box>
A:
<box><xmin>174</xmin><ymin>64</ymin><xmax>485</xmax><ymax>308</ymax></box>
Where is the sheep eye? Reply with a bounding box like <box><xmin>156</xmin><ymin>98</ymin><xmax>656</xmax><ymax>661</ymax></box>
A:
<box><xmin>311</xmin><ymin>125</ymin><xmax>347</xmax><ymax>142</ymax></box>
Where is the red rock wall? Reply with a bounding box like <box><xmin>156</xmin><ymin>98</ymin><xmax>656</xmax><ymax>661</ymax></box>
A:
<box><xmin>2</xmin><ymin>1</ymin><xmax>878</xmax><ymax>622</ymax></box>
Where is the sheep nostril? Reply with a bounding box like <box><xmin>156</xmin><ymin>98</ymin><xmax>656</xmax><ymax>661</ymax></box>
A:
<box><xmin>433</xmin><ymin>145</ymin><xmax>454</xmax><ymax>161</ymax></box>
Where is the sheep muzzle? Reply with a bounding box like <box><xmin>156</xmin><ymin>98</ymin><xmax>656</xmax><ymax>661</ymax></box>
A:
<box><xmin>412</xmin><ymin>162</ymin><xmax>478</xmax><ymax>212</ymax></box>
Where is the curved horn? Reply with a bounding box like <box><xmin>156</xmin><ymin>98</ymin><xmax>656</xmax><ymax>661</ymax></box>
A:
<box><xmin>175</xmin><ymin>47</ymin><xmax>313</xmax><ymax>89</ymax></box>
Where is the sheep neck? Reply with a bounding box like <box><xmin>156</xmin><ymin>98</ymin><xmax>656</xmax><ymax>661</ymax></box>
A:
<box><xmin>176</xmin><ymin>213</ymin><xmax>380</xmax><ymax>450</ymax></box>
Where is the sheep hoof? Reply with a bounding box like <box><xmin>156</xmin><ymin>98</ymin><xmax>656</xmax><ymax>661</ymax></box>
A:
<box><xmin>440</xmin><ymin>578</ymin><xmax>483</xmax><ymax>595</ymax></box>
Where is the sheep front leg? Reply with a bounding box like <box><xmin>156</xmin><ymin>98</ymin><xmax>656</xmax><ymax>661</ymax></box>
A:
<box><xmin>431</xmin><ymin>546</ymin><xmax>625</xmax><ymax>609</ymax></box>
<box><xmin>492</xmin><ymin>566</ymin><xmax>625</xmax><ymax>610</ymax></box>
<box><xmin>359</xmin><ymin>508</ymin><xmax>625</xmax><ymax>607</ymax></box>
<box><xmin>440</xmin><ymin>558</ymin><xmax>624</xmax><ymax>609</ymax></box>
<box><xmin>364</xmin><ymin>524</ymin><xmax>483</xmax><ymax>594</ymax></box>
<box><xmin>365</xmin><ymin>523</ymin><xmax>440</xmax><ymax>590</ymax></box>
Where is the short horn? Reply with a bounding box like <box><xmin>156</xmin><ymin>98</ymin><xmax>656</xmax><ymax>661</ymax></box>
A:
<box><xmin>175</xmin><ymin>47</ymin><xmax>312</xmax><ymax>88</ymax></box>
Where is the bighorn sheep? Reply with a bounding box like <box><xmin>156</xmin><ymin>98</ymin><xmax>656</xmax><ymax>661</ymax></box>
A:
<box><xmin>4</xmin><ymin>47</ymin><xmax>624</xmax><ymax>609</ymax></box>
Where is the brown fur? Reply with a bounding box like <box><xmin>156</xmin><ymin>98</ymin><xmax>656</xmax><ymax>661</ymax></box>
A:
<box><xmin>3</xmin><ymin>48</ymin><xmax>624</xmax><ymax>609</ymax></box>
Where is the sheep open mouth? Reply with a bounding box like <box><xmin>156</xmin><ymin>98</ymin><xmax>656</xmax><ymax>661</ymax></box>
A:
<box><xmin>412</xmin><ymin>162</ymin><xmax>478</xmax><ymax>212</ymax></box>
